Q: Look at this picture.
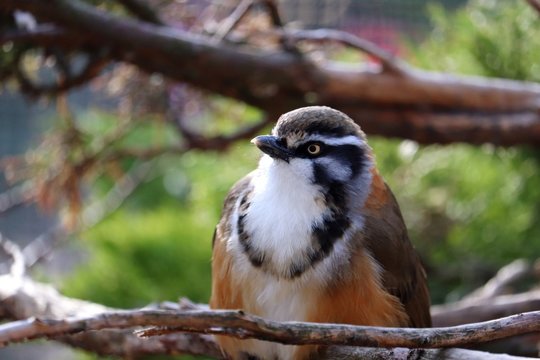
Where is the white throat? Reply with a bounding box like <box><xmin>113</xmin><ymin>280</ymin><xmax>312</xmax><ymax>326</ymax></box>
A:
<box><xmin>244</xmin><ymin>155</ymin><xmax>326</xmax><ymax>273</ymax></box>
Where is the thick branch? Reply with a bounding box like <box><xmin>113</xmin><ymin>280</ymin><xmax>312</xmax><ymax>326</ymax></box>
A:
<box><xmin>5</xmin><ymin>0</ymin><xmax>540</xmax><ymax>145</ymax></box>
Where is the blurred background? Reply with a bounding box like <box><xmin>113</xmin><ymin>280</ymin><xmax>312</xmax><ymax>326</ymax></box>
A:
<box><xmin>2</xmin><ymin>0</ymin><xmax>540</xmax><ymax>358</ymax></box>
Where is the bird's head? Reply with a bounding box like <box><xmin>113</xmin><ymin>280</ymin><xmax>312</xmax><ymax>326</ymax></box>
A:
<box><xmin>252</xmin><ymin>106</ymin><xmax>374</xmax><ymax>193</ymax></box>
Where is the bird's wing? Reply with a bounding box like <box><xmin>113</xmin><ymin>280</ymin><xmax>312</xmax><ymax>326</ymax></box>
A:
<box><xmin>210</xmin><ymin>173</ymin><xmax>253</xmax><ymax>308</ymax></box>
<box><xmin>361</xmin><ymin>180</ymin><xmax>432</xmax><ymax>328</ymax></box>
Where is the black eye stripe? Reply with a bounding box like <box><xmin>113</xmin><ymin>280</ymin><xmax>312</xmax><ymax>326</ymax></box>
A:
<box><xmin>296</xmin><ymin>141</ymin><xmax>325</xmax><ymax>157</ymax></box>
<box><xmin>294</xmin><ymin>142</ymin><xmax>362</xmax><ymax>160</ymax></box>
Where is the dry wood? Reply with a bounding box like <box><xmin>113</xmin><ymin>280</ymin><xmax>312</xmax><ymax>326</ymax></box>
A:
<box><xmin>3</xmin><ymin>0</ymin><xmax>540</xmax><ymax>145</ymax></box>
<box><xmin>4</xmin><ymin>308</ymin><xmax>540</xmax><ymax>349</ymax></box>
<box><xmin>212</xmin><ymin>0</ymin><xmax>255</xmax><ymax>42</ymax></box>
<box><xmin>0</xmin><ymin>273</ymin><xmax>222</xmax><ymax>358</ymax></box>
<box><xmin>1</xmin><ymin>271</ymin><xmax>539</xmax><ymax>359</ymax></box>
<box><xmin>324</xmin><ymin>346</ymin><xmax>535</xmax><ymax>359</ymax></box>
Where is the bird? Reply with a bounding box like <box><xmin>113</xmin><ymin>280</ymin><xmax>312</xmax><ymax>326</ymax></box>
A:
<box><xmin>210</xmin><ymin>106</ymin><xmax>431</xmax><ymax>360</ymax></box>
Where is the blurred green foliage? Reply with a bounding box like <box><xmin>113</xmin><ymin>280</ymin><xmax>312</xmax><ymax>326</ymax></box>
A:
<box><xmin>405</xmin><ymin>0</ymin><xmax>540</xmax><ymax>300</ymax></box>
<box><xmin>61</xmin><ymin>2</ymin><xmax>540</xmax><ymax>351</ymax></box>
<box><xmin>414</xmin><ymin>0</ymin><xmax>540</xmax><ymax>80</ymax></box>
<box><xmin>62</xmin><ymin>140</ymin><xmax>258</xmax><ymax>307</ymax></box>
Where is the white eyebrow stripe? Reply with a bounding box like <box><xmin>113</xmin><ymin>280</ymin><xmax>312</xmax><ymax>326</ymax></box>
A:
<box><xmin>304</xmin><ymin>134</ymin><xmax>364</xmax><ymax>147</ymax></box>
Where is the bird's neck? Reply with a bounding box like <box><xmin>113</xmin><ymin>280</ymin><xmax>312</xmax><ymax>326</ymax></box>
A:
<box><xmin>235</xmin><ymin>157</ymin><xmax>361</xmax><ymax>280</ymax></box>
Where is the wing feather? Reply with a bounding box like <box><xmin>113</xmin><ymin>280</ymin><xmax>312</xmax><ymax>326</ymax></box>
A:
<box><xmin>362</xmin><ymin>181</ymin><xmax>432</xmax><ymax>328</ymax></box>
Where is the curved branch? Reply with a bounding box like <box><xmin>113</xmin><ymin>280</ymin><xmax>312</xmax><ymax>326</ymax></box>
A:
<box><xmin>283</xmin><ymin>28</ymin><xmax>406</xmax><ymax>73</ymax></box>
<box><xmin>1</xmin><ymin>272</ymin><xmax>540</xmax><ymax>358</ymax></box>
<box><xmin>2</xmin><ymin>307</ymin><xmax>540</xmax><ymax>350</ymax></box>
<box><xmin>5</xmin><ymin>0</ymin><xmax>540</xmax><ymax>145</ymax></box>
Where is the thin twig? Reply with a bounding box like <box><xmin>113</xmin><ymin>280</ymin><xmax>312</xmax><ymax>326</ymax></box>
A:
<box><xmin>212</xmin><ymin>0</ymin><xmax>255</xmax><ymax>43</ymax></box>
<box><xmin>0</xmin><ymin>182</ymin><xmax>35</xmax><ymax>214</ymax></box>
<box><xmin>174</xmin><ymin>114</ymin><xmax>271</xmax><ymax>151</ymax></box>
<box><xmin>283</xmin><ymin>28</ymin><xmax>407</xmax><ymax>73</ymax></box>
<box><xmin>259</xmin><ymin>0</ymin><xmax>299</xmax><ymax>53</ymax></box>
<box><xmin>22</xmin><ymin>161</ymin><xmax>155</xmax><ymax>269</ymax></box>
<box><xmin>1</xmin><ymin>308</ymin><xmax>540</xmax><ymax>349</ymax></box>
<box><xmin>0</xmin><ymin>235</ymin><xmax>25</xmax><ymax>278</ymax></box>
<box><xmin>81</xmin><ymin>161</ymin><xmax>154</xmax><ymax>228</ymax></box>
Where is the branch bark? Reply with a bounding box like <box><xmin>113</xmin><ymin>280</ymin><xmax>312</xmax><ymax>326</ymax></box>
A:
<box><xmin>7</xmin><ymin>308</ymin><xmax>540</xmax><ymax>350</ymax></box>
<box><xmin>3</xmin><ymin>0</ymin><xmax>540</xmax><ymax>146</ymax></box>
<box><xmin>325</xmin><ymin>346</ymin><xmax>534</xmax><ymax>359</ymax></box>
<box><xmin>0</xmin><ymin>272</ymin><xmax>539</xmax><ymax>359</ymax></box>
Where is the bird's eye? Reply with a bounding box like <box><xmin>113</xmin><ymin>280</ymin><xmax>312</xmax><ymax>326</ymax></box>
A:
<box><xmin>307</xmin><ymin>143</ymin><xmax>322</xmax><ymax>155</ymax></box>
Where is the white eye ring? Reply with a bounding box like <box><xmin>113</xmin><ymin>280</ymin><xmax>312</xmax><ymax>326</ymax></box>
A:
<box><xmin>307</xmin><ymin>143</ymin><xmax>321</xmax><ymax>155</ymax></box>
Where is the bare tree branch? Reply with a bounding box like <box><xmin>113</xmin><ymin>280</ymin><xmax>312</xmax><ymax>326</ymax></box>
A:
<box><xmin>174</xmin><ymin>113</ymin><xmax>272</xmax><ymax>151</ymax></box>
<box><xmin>4</xmin><ymin>0</ymin><xmax>540</xmax><ymax>145</ymax></box>
<box><xmin>1</xmin><ymin>271</ymin><xmax>539</xmax><ymax>359</ymax></box>
<box><xmin>212</xmin><ymin>0</ymin><xmax>255</xmax><ymax>43</ymax></box>
<box><xmin>21</xmin><ymin>161</ymin><xmax>155</xmax><ymax>269</ymax></box>
<box><xmin>283</xmin><ymin>28</ymin><xmax>407</xmax><ymax>73</ymax></box>
<box><xmin>2</xmin><ymin>302</ymin><xmax>540</xmax><ymax>352</ymax></box>
<box><xmin>325</xmin><ymin>346</ymin><xmax>536</xmax><ymax>359</ymax></box>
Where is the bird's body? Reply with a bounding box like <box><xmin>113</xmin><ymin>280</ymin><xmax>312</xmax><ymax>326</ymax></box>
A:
<box><xmin>210</xmin><ymin>107</ymin><xmax>430</xmax><ymax>360</ymax></box>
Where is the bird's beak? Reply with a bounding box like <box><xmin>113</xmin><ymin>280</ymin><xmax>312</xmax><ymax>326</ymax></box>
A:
<box><xmin>251</xmin><ymin>135</ymin><xmax>291</xmax><ymax>162</ymax></box>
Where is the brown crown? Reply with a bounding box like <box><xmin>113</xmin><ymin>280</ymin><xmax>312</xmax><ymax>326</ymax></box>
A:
<box><xmin>273</xmin><ymin>106</ymin><xmax>366</xmax><ymax>141</ymax></box>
